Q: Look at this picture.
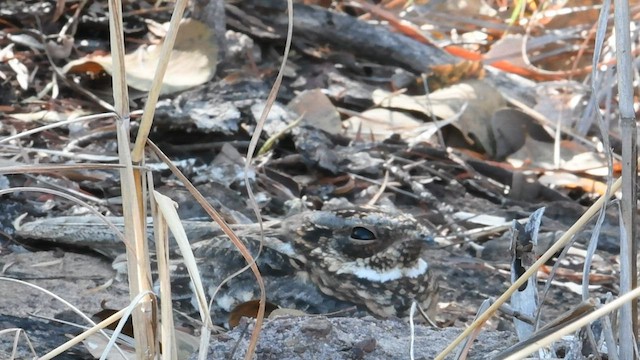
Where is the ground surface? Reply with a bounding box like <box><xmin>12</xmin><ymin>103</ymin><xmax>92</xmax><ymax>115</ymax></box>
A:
<box><xmin>0</xmin><ymin>1</ymin><xmax>628</xmax><ymax>359</ymax></box>
<box><xmin>204</xmin><ymin>316</ymin><xmax>519</xmax><ymax>360</ymax></box>
<box><xmin>0</xmin><ymin>232</ymin><xmax>612</xmax><ymax>359</ymax></box>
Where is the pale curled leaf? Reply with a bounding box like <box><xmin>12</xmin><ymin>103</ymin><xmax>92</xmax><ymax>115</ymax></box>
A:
<box><xmin>64</xmin><ymin>19</ymin><xmax>218</xmax><ymax>95</ymax></box>
<box><xmin>343</xmin><ymin>108</ymin><xmax>422</xmax><ymax>139</ymax></box>
<box><xmin>83</xmin><ymin>330</ymin><xmax>135</xmax><ymax>360</ymax></box>
<box><xmin>288</xmin><ymin>89</ymin><xmax>342</xmax><ymax>135</ymax></box>
<box><xmin>8</xmin><ymin>58</ymin><xmax>29</xmax><ymax>90</ymax></box>
<box><xmin>374</xmin><ymin>80</ymin><xmax>505</xmax><ymax>154</ymax></box>
<box><xmin>153</xmin><ymin>190</ymin><xmax>212</xmax><ymax>326</ymax></box>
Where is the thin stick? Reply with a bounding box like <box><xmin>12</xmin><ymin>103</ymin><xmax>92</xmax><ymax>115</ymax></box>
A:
<box><xmin>435</xmin><ymin>177</ymin><xmax>621</xmax><ymax>359</ymax></box>
<box><xmin>613</xmin><ymin>1</ymin><xmax>638</xmax><ymax>355</ymax></box>
<box><xmin>504</xmin><ymin>285</ymin><xmax>640</xmax><ymax>359</ymax></box>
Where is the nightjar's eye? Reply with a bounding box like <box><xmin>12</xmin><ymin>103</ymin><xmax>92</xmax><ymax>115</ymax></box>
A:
<box><xmin>350</xmin><ymin>226</ymin><xmax>377</xmax><ymax>242</ymax></box>
<box><xmin>339</xmin><ymin>225</ymin><xmax>385</xmax><ymax>258</ymax></box>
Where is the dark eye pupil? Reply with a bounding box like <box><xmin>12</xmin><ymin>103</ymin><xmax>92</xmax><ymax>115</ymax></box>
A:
<box><xmin>350</xmin><ymin>226</ymin><xmax>376</xmax><ymax>240</ymax></box>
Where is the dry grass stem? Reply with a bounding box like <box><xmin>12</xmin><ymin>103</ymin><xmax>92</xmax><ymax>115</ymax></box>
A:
<box><xmin>239</xmin><ymin>0</ymin><xmax>293</xmax><ymax>354</ymax></box>
<box><xmin>147</xmin><ymin>139</ymin><xmax>265</xmax><ymax>359</ymax></box>
<box><xmin>132</xmin><ymin>0</ymin><xmax>189</xmax><ymax>162</ymax></box>
<box><xmin>107</xmin><ymin>0</ymin><xmax>157</xmax><ymax>352</ymax></box>
<box><xmin>613</xmin><ymin>1</ymin><xmax>638</xmax><ymax>356</ymax></box>
<box><xmin>3</xmin><ymin>186</ymin><xmax>128</xmax><ymax>248</ymax></box>
<box><xmin>0</xmin><ymin>163</ymin><xmax>126</xmax><ymax>174</ymax></box>
<box><xmin>436</xmin><ymin>177</ymin><xmax>622</xmax><ymax>359</ymax></box>
<box><xmin>40</xmin><ymin>308</ymin><xmax>127</xmax><ymax>360</ymax></box>
<box><xmin>150</xmin><ymin>190</ymin><xmax>178</xmax><ymax>360</ymax></box>
<box><xmin>504</xmin><ymin>285</ymin><xmax>640</xmax><ymax>359</ymax></box>
<box><xmin>0</xmin><ymin>112</ymin><xmax>116</xmax><ymax>144</ymax></box>
<box><xmin>154</xmin><ymin>191</ymin><xmax>212</xmax><ymax>326</ymax></box>
<box><xmin>0</xmin><ymin>277</ymin><xmax>128</xmax><ymax>359</ymax></box>
<box><xmin>0</xmin><ymin>329</ymin><xmax>36</xmax><ymax>359</ymax></box>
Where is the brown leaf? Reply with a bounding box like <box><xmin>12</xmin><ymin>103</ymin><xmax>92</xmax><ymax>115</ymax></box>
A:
<box><xmin>92</xmin><ymin>308</ymin><xmax>134</xmax><ymax>338</ymax></box>
<box><xmin>229</xmin><ymin>300</ymin><xmax>279</xmax><ymax>328</ymax></box>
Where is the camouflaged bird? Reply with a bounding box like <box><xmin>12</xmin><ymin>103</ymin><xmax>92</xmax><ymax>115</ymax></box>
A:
<box><xmin>172</xmin><ymin>208</ymin><xmax>439</xmax><ymax>326</ymax></box>
<box><xmin>16</xmin><ymin>207</ymin><xmax>439</xmax><ymax>327</ymax></box>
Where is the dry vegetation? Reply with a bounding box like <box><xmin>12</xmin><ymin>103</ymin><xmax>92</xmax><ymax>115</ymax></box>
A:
<box><xmin>0</xmin><ymin>0</ymin><xmax>639</xmax><ymax>359</ymax></box>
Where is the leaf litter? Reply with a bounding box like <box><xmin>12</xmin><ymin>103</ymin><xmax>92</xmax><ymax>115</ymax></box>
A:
<box><xmin>0</xmin><ymin>0</ymin><xmax>636</xmax><ymax>359</ymax></box>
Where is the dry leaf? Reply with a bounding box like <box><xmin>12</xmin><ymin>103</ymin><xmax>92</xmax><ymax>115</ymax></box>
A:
<box><xmin>288</xmin><ymin>89</ymin><xmax>342</xmax><ymax>135</ymax></box>
<box><xmin>83</xmin><ymin>332</ymin><xmax>135</xmax><ymax>360</ymax></box>
<box><xmin>491</xmin><ymin>108</ymin><xmax>554</xmax><ymax>160</ymax></box>
<box><xmin>229</xmin><ymin>300</ymin><xmax>279</xmax><ymax>328</ymax></box>
<box><xmin>63</xmin><ymin>18</ymin><xmax>218</xmax><ymax>94</ymax></box>
<box><xmin>374</xmin><ymin>80</ymin><xmax>505</xmax><ymax>153</ymax></box>
<box><xmin>8</xmin><ymin>56</ymin><xmax>29</xmax><ymax>90</ymax></box>
<box><xmin>46</xmin><ymin>35</ymin><xmax>74</xmax><ymax>59</ymax></box>
<box><xmin>484</xmin><ymin>35</ymin><xmax>527</xmax><ymax>69</ymax></box>
<box><xmin>343</xmin><ymin>108</ymin><xmax>422</xmax><ymax>140</ymax></box>
<box><xmin>428</xmin><ymin>60</ymin><xmax>485</xmax><ymax>90</ymax></box>
<box><xmin>93</xmin><ymin>308</ymin><xmax>134</xmax><ymax>338</ymax></box>
<box><xmin>9</xmin><ymin>109</ymin><xmax>89</xmax><ymax>123</ymax></box>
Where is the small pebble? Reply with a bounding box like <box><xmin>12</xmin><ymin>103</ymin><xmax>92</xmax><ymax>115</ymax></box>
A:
<box><xmin>353</xmin><ymin>337</ymin><xmax>377</xmax><ymax>353</ymax></box>
<box><xmin>300</xmin><ymin>317</ymin><xmax>333</xmax><ymax>337</ymax></box>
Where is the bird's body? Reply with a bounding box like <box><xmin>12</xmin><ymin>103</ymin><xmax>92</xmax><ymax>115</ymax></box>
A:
<box><xmin>17</xmin><ymin>207</ymin><xmax>440</xmax><ymax>327</ymax></box>
<box><xmin>177</xmin><ymin>208</ymin><xmax>439</xmax><ymax>325</ymax></box>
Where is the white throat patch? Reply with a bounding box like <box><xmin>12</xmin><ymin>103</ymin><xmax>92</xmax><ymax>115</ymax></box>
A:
<box><xmin>336</xmin><ymin>258</ymin><xmax>428</xmax><ymax>283</ymax></box>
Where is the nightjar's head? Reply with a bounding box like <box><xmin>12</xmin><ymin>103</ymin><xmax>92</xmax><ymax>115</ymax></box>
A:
<box><xmin>281</xmin><ymin>208</ymin><xmax>438</xmax><ymax>318</ymax></box>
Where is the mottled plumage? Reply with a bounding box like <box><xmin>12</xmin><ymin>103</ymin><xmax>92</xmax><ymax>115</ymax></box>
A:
<box><xmin>16</xmin><ymin>208</ymin><xmax>440</xmax><ymax>327</ymax></box>
<box><xmin>178</xmin><ymin>208</ymin><xmax>439</xmax><ymax>326</ymax></box>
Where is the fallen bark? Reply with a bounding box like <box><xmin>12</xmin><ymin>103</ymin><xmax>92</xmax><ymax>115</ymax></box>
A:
<box><xmin>229</xmin><ymin>1</ymin><xmax>455</xmax><ymax>74</ymax></box>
